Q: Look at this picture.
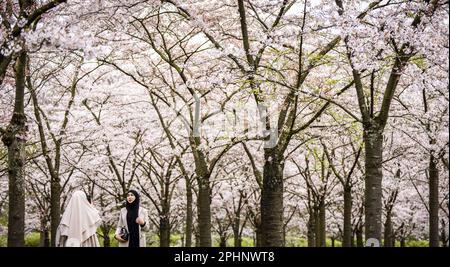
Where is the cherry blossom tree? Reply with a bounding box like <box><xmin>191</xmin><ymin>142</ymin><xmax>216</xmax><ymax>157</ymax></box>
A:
<box><xmin>0</xmin><ymin>0</ymin><xmax>448</xmax><ymax>248</ymax></box>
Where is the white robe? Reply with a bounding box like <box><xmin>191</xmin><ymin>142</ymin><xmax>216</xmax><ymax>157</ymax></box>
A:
<box><xmin>56</xmin><ymin>191</ymin><xmax>102</xmax><ymax>247</ymax></box>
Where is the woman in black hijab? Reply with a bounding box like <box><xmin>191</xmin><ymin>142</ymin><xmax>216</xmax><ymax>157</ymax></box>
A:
<box><xmin>115</xmin><ymin>189</ymin><xmax>150</xmax><ymax>247</ymax></box>
<box><xmin>126</xmin><ymin>190</ymin><xmax>141</xmax><ymax>247</ymax></box>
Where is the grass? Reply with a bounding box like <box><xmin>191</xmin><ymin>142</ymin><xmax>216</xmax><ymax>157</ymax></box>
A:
<box><xmin>400</xmin><ymin>239</ymin><xmax>429</xmax><ymax>247</ymax></box>
<box><xmin>0</xmin><ymin>235</ymin><xmax>6</xmax><ymax>247</ymax></box>
<box><xmin>0</xmin><ymin>232</ymin><xmax>42</xmax><ymax>247</ymax></box>
<box><xmin>0</xmin><ymin>231</ymin><xmax>433</xmax><ymax>247</ymax></box>
<box><xmin>97</xmin><ymin>231</ymin><xmax>119</xmax><ymax>247</ymax></box>
<box><xmin>25</xmin><ymin>232</ymin><xmax>41</xmax><ymax>247</ymax></box>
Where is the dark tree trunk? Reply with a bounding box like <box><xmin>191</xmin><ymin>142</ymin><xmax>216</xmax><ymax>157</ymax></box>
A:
<box><xmin>441</xmin><ymin>219</ymin><xmax>448</xmax><ymax>247</ymax></box>
<box><xmin>0</xmin><ymin>55</ymin><xmax>12</xmax><ymax>86</ymax></box>
<box><xmin>233</xmin><ymin>217</ymin><xmax>242</xmax><ymax>247</ymax></box>
<box><xmin>307</xmin><ymin>211</ymin><xmax>316</xmax><ymax>247</ymax></box>
<box><xmin>318</xmin><ymin>200</ymin><xmax>326</xmax><ymax>247</ymax></box>
<box><xmin>99</xmin><ymin>224</ymin><xmax>112</xmax><ymax>247</ymax></box>
<box><xmin>2</xmin><ymin>51</ymin><xmax>27</xmax><ymax>247</ymax></box>
<box><xmin>185</xmin><ymin>178</ymin><xmax>193</xmax><ymax>247</ymax></box>
<box><xmin>384</xmin><ymin>211</ymin><xmax>393</xmax><ymax>247</ymax></box>
<box><xmin>314</xmin><ymin>207</ymin><xmax>321</xmax><ymax>247</ymax></box>
<box><xmin>50</xmin><ymin>176</ymin><xmax>61</xmax><ymax>247</ymax></box>
<box><xmin>160</xmin><ymin>215</ymin><xmax>171</xmax><ymax>247</ymax></box>
<box><xmin>193</xmin><ymin>145</ymin><xmax>212</xmax><ymax>247</ymax></box>
<box><xmin>428</xmin><ymin>153</ymin><xmax>439</xmax><ymax>247</ymax></box>
<box><xmin>356</xmin><ymin>227</ymin><xmax>364</xmax><ymax>247</ymax></box>
<box><xmin>343</xmin><ymin>187</ymin><xmax>352</xmax><ymax>247</ymax></box>
<box><xmin>197</xmin><ymin>174</ymin><xmax>211</xmax><ymax>247</ymax></box>
<box><xmin>103</xmin><ymin>234</ymin><xmax>110</xmax><ymax>247</ymax></box>
<box><xmin>39</xmin><ymin>229</ymin><xmax>50</xmax><ymax>247</ymax></box>
<box><xmin>195</xmin><ymin>230</ymin><xmax>200</xmax><ymax>247</ymax></box>
<box><xmin>234</xmin><ymin>235</ymin><xmax>242</xmax><ymax>248</ymax></box>
<box><xmin>363</xmin><ymin>125</ymin><xmax>383</xmax><ymax>243</ymax></box>
<box><xmin>219</xmin><ymin>235</ymin><xmax>227</xmax><ymax>247</ymax></box>
<box><xmin>400</xmin><ymin>238</ymin><xmax>406</xmax><ymax>247</ymax></box>
<box><xmin>260</xmin><ymin>149</ymin><xmax>284</xmax><ymax>247</ymax></box>
<box><xmin>331</xmin><ymin>237</ymin><xmax>335</xmax><ymax>247</ymax></box>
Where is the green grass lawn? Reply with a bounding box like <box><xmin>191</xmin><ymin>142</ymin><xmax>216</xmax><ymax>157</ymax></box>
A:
<box><xmin>0</xmin><ymin>231</ymin><xmax>430</xmax><ymax>247</ymax></box>
<box><xmin>0</xmin><ymin>232</ymin><xmax>42</xmax><ymax>247</ymax></box>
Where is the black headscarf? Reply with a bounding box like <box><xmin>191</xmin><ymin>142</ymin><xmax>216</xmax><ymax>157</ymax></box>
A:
<box><xmin>125</xmin><ymin>189</ymin><xmax>140</xmax><ymax>247</ymax></box>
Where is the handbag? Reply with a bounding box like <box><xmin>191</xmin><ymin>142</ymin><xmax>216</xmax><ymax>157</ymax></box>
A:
<box><xmin>119</xmin><ymin>226</ymin><xmax>129</xmax><ymax>241</ymax></box>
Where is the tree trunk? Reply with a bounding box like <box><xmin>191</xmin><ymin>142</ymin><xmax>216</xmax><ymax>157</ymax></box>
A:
<box><xmin>219</xmin><ymin>235</ymin><xmax>227</xmax><ymax>247</ymax></box>
<box><xmin>441</xmin><ymin>219</ymin><xmax>448</xmax><ymax>247</ymax></box>
<box><xmin>343</xmin><ymin>187</ymin><xmax>352</xmax><ymax>247</ymax></box>
<box><xmin>260</xmin><ymin>149</ymin><xmax>284</xmax><ymax>247</ymax></box>
<box><xmin>159</xmin><ymin>215</ymin><xmax>170</xmax><ymax>247</ymax></box>
<box><xmin>101</xmin><ymin>226</ymin><xmax>111</xmax><ymax>247</ymax></box>
<box><xmin>0</xmin><ymin>55</ymin><xmax>12</xmax><ymax>86</ymax></box>
<box><xmin>331</xmin><ymin>237</ymin><xmax>335</xmax><ymax>247</ymax></box>
<box><xmin>197</xmin><ymin>174</ymin><xmax>211</xmax><ymax>247</ymax></box>
<box><xmin>233</xmin><ymin>217</ymin><xmax>242</xmax><ymax>247</ymax></box>
<box><xmin>39</xmin><ymin>229</ymin><xmax>50</xmax><ymax>247</ymax></box>
<box><xmin>194</xmin><ymin>230</ymin><xmax>200</xmax><ymax>247</ymax></box>
<box><xmin>103</xmin><ymin>234</ymin><xmax>110</xmax><ymax>247</ymax></box>
<box><xmin>234</xmin><ymin>234</ymin><xmax>242</xmax><ymax>248</ymax></box>
<box><xmin>193</xmin><ymin>143</ymin><xmax>212</xmax><ymax>247</ymax></box>
<box><xmin>400</xmin><ymin>238</ymin><xmax>406</xmax><ymax>247</ymax></box>
<box><xmin>314</xmin><ymin>207</ymin><xmax>321</xmax><ymax>247</ymax></box>
<box><xmin>2</xmin><ymin>51</ymin><xmax>27</xmax><ymax>247</ymax></box>
<box><xmin>318</xmin><ymin>200</ymin><xmax>326</xmax><ymax>247</ymax></box>
<box><xmin>50</xmin><ymin>175</ymin><xmax>61</xmax><ymax>247</ymax></box>
<box><xmin>384</xmin><ymin>211</ymin><xmax>393</xmax><ymax>247</ymax></box>
<box><xmin>185</xmin><ymin>178</ymin><xmax>193</xmax><ymax>247</ymax></box>
<box><xmin>428</xmin><ymin>153</ymin><xmax>439</xmax><ymax>247</ymax></box>
<box><xmin>363</xmin><ymin>125</ymin><xmax>383</xmax><ymax>243</ymax></box>
<box><xmin>356</xmin><ymin>227</ymin><xmax>364</xmax><ymax>247</ymax></box>
<box><xmin>307</xmin><ymin>211</ymin><xmax>316</xmax><ymax>247</ymax></box>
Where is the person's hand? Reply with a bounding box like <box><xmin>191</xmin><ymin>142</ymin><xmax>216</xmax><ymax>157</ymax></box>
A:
<box><xmin>136</xmin><ymin>217</ymin><xmax>145</xmax><ymax>225</ymax></box>
<box><xmin>115</xmin><ymin>234</ymin><xmax>126</xmax><ymax>242</ymax></box>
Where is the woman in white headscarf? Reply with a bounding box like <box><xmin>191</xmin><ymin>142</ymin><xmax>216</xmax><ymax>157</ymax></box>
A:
<box><xmin>55</xmin><ymin>190</ymin><xmax>102</xmax><ymax>247</ymax></box>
